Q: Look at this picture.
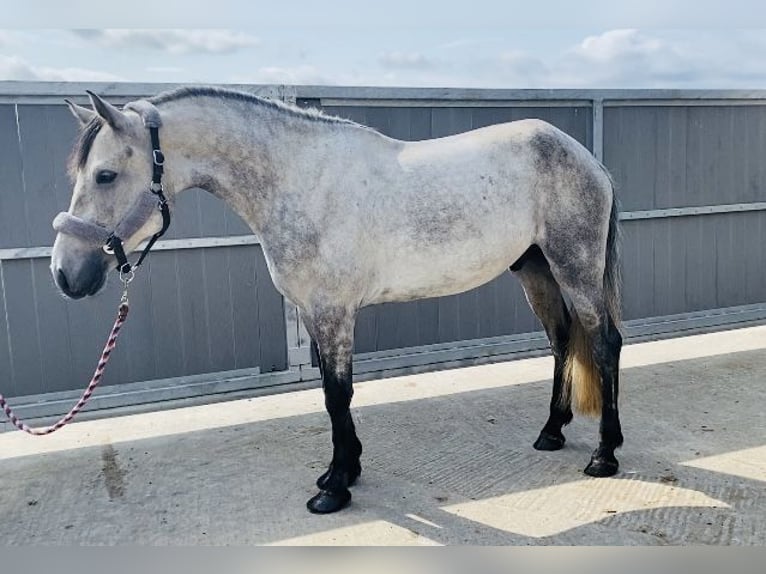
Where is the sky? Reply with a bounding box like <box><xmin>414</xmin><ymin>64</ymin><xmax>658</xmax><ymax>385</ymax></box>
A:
<box><xmin>1</xmin><ymin>2</ymin><xmax>765</xmax><ymax>89</ymax></box>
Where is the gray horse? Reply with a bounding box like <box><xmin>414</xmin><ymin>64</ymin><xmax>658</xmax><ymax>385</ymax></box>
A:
<box><xmin>51</xmin><ymin>88</ymin><xmax>623</xmax><ymax>513</ymax></box>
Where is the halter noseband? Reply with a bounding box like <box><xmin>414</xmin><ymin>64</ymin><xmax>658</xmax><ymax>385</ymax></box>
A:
<box><xmin>52</xmin><ymin>100</ymin><xmax>171</xmax><ymax>275</ymax></box>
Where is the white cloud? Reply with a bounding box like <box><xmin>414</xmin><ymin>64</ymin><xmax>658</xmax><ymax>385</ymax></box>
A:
<box><xmin>0</xmin><ymin>54</ymin><xmax>124</xmax><ymax>82</ymax></box>
<box><xmin>367</xmin><ymin>30</ymin><xmax>766</xmax><ymax>89</ymax></box>
<box><xmin>225</xmin><ymin>30</ymin><xmax>766</xmax><ymax>88</ymax></box>
<box><xmin>557</xmin><ymin>29</ymin><xmax>699</xmax><ymax>86</ymax></box>
<box><xmin>4</xmin><ymin>28</ymin><xmax>763</xmax><ymax>89</ymax></box>
<box><xmin>494</xmin><ymin>29</ymin><xmax>766</xmax><ymax>88</ymax></box>
<box><xmin>378</xmin><ymin>51</ymin><xmax>436</xmax><ymax>70</ymax></box>
<box><xmin>574</xmin><ymin>29</ymin><xmax>667</xmax><ymax>63</ymax></box>
<box><xmin>0</xmin><ymin>56</ymin><xmax>37</xmax><ymax>81</ymax></box>
<box><xmin>72</xmin><ymin>29</ymin><xmax>259</xmax><ymax>55</ymax></box>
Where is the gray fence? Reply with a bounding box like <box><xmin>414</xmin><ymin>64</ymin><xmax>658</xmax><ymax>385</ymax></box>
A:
<box><xmin>1</xmin><ymin>82</ymin><xmax>765</xmax><ymax>424</ymax></box>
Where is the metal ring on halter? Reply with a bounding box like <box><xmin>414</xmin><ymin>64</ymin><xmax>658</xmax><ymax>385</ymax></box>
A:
<box><xmin>119</xmin><ymin>267</ymin><xmax>135</xmax><ymax>286</ymax></box>
<box><xmin>103</xmin><ymin>243</ymin><xmax>115</xmax><ymax>255</ymax></box>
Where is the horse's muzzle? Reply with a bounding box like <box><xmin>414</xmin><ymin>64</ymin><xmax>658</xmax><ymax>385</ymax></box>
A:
<box><xmin>53</xmin><ymin>254</ymin><xmax>108</xmax><ymax>299</ymax></box>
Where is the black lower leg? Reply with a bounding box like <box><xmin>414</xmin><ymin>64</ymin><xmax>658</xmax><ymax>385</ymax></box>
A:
<box><xmin>533</xmin><ymin>311</ymin><xmax>573</xmax><ymax>451</ymax></box>
<box><xmin>585</xmin><ymin>317</ymin><xmax>623</xmax><ymax>477</ymax></box>
<box><xmin>307</xmin><ymin>358</ymin><xmax>362</xmax><ymax>514</ymax></box>
<box><xmin>534</xmin><ymin>345</ymin><xmax>574</xmax><ymax>451</ymax></box>
<box><xmin>316</xmin><ymin>411</ymin><xmax>362</xmax><ymax>489</ymax></box>
<box><xmin>311</xmin><ymin>339</ymin><xmax>354</xmax><ymax>487</ymax></box>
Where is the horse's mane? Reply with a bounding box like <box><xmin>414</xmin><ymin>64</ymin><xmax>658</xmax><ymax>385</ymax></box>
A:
<box><xmin>149</xmin><ymin>86</ymin><xmax>366</xmax><ymax>129</ymax></box>
<box><xmin>70</xmin><ymin>116</ymin><xmax>105</xmax><ymax>174</ymax></box>
<box><xmin>70</xmin><ymin>86</ymin><xmax>376</xmax><ymax>173</ymax></box>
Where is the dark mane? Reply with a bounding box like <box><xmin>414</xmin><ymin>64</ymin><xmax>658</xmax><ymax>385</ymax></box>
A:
<box><xmin>70</xmin><ymin>115</ymin><xmax>104</xmax><ymax>174</ymax></box>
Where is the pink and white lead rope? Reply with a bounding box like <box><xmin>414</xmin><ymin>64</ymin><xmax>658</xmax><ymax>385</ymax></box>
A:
<box><xmin>0</xmin><ymin>301</ymin><xmax>129</xmax><ymax>435</ymax></box>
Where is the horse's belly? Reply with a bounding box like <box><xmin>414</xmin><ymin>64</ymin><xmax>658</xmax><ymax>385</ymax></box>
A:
<box><xmin>369</xmin><ymin>240</ymin><xmax>526</xmax><ymax>304</ymax></box>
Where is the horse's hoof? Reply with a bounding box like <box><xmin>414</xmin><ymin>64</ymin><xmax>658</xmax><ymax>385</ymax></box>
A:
<box><xmin>307</xmin><ymin>489</ymin><xmax>352</xmax><ymax>514</ymax></box>
<box><xmin>533</xmin><ymin>431</ymin><xmax>566</xmax><ymax>451</ymax></box>
<box><xmin>584</xmin><ymin>454</ymin><xmax>619</xmax><ymax>477</ymax></box>
<box><xmin>316</xmin><ymin>462</ymin><xmax>361</xmax><ymax>489</ymax></box>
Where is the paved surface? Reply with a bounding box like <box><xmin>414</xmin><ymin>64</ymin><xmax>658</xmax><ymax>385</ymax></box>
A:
<box><xmin>1</xmin><ymin>326</ymin><xmax>765</xmax><ymax>545</ymax></box>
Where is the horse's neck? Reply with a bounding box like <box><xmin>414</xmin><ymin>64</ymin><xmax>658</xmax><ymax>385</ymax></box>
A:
<box><xmin>160</xmin><ymin>98</ymin><xmax>320</xmax><ymax>234</ymax></box>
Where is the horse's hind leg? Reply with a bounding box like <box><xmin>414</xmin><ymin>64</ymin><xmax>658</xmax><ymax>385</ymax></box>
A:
<box><xmin>511</xmin><ymin>246</ymin><xmax>573</xmax><ymax>451</ymax></box>
<box><xmin>545</xmin><ymin>256</ymin><xmax>623</xmax><ymax>477</ymax></box>
<box><xmin>303</xmin><ymin>305</ymin><xmax>362</xmax><ymax>513</ymax></box>
<box><xmin>571</xmin><ymin>297</ymin><xmax>622</xmax><ymax>476</ymax></box>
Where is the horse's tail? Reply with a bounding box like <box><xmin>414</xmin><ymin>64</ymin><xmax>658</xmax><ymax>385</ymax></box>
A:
<box><xmin>603</xmin><ymin>177</ymin><xmax>622</xmax><ymax>327</ymax></box>
<box><xmin>562</xmin><ymin>171</ymin><xmax>621</xmax><ymax>417</ymax></box>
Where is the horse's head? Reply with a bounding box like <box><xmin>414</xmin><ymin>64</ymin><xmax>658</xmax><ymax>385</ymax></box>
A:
<box><xmin>51</xmin><ymin>92</ymin><xmax>165</xmax><ymax>299</ymax></box>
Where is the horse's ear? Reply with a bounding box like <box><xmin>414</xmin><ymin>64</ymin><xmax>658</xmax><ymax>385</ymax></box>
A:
<box><xmin>86</xmin><ymin>90</ymin><xmax>128</xmax><ymax>131</ymax></box>
<box><xmin>64</xmin><ymin>99</ymin><xmax>96</xmax><ymax>126</ymax></box>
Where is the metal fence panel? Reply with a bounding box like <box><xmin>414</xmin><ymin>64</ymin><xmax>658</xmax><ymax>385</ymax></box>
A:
<box><xmin>620</xmin><ymin>212</ymin><xmax>766</xmax><ymax>320</ymax></box>
<box><xmin>604</xmin><ymin>105</ymin><xmax>766</xmax><ymax>211</ymax></box>
<box><xmin>1</xmin><ymin>83</ymin><xmax>765</xmax><ymax>409</ymax></box>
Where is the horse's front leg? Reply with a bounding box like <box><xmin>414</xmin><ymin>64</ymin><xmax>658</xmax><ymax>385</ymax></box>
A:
<box><xmin>304</xmin><ymin>306</ymin><xmax>361</xmax><ymax>514</ymax></box>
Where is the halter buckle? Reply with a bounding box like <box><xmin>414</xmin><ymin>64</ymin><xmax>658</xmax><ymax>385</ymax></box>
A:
<box><xmin>150</xmin><ymin>181</ymin><xmax>164</xmax><ymax>194</ymax></box>
<box><xmin>152</xmin><ymin>149</ymin><xmax>165</xmax><ymax>166</ymax></box>
<box><xmin>103</xmin><ymin>233</ymin><xmax>118</xmax><ymax>255</ymax></box>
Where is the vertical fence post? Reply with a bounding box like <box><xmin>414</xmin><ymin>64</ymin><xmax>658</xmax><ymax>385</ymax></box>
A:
<box><xmin>280</xmin><ymin>84</ymin><xmax>298</xmax><ymax>106</ymax></box>
<box><xmin>592</xmin><ymin>97</ymin><xmax>604</xmax><ymax>162</ymax></box>
<box><xmin>283</xmin><ymin>301</ymin><xmax>315</xmax><ymax>378</ymax></box>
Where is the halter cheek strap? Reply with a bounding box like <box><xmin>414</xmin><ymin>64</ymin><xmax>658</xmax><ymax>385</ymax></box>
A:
<box><xmin>130</xmin><ymin>124</ymin><xmax>171</xmax><ymax>271</ymax></box>
<box><xmin>53</xmin><ymin>101</ymin><xmax>171</xmax><ymax>274</ymax></box>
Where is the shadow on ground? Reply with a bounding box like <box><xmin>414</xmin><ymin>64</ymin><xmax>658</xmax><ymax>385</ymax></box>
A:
<box><xmin>1</xmin><ymin>345</ymin><xmax>764</xmax><ymax>545</ymax></box>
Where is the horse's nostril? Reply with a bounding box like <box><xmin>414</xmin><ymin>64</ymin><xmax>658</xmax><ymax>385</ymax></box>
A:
<box><xmin>56</xmin><ymin>269</ymin><xmax>72</xmax><ymax>297</ymax></box>
<box><xmin>56</xmin><ymin>268</ymin><xmax>70</xmax><ymax>293</ymax></box>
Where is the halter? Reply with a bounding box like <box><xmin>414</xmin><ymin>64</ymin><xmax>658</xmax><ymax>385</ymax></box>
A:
<box><xmin>0</xmin><ymin>101</ymin><xmax>172</xmax><ymax>436</ymax></box>
<box><xmin>52</xmin><ymin>100</ymin><xmax>171</xmax><ymax>277</ymax></box>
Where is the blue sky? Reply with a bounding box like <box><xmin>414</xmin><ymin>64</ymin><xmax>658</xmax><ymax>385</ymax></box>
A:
<box><xmin>1</xmin><ymin>2</ymin><xmax>765</xmax><ymax>88</ymax></box>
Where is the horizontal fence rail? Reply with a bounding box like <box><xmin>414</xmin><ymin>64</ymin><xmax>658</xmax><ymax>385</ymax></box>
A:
<box><xmin>4</xmin><ymin>197</ymin><xmax>766</xmax><ymax>260</ymax></box>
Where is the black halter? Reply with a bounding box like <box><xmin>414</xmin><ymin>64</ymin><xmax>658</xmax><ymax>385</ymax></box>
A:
<box><xmin>104</xmin><ymin>125</ymin><xmax>171</xmax><ymax>274</ymax></box>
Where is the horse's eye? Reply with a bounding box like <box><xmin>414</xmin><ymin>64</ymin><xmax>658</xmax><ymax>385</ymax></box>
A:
<box><xmin>96</xmin><ymin>170</ymin><xmax>117</xmax><ymax>185</ymax></box>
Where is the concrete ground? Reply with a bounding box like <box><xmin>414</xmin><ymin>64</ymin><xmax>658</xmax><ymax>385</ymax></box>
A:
<box><xmin>1</xmin><ymin>326</ymin><xmax>765</xmax><ymax>545</ymax></box>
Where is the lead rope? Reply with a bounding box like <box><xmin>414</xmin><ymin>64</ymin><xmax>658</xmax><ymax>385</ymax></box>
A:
<box><xmin>0</xmin><ymin>273</ymin><xmax>133</xmax><ymax>435</ymax></box>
